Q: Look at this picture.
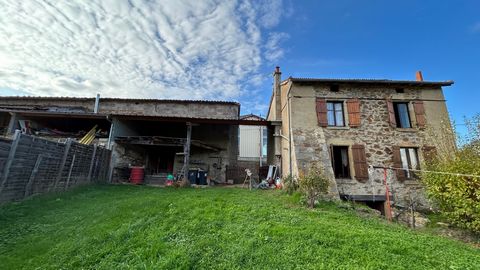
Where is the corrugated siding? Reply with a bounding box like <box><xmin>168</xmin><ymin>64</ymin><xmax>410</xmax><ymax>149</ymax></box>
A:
<box><xmin>239</xmin><ymin>126</ymin><xmax>262</xmax><ymax>158</ymax></box>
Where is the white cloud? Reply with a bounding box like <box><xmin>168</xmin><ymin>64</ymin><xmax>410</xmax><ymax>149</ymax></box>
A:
<box><xmin>265</xmin><ymin>32</ymin><xmax>289</xmax><ymax>62</ymax></box>
<box><xmin>0</xmin><ymin>0</ymin><xmax>289</xmax><ymax>101</ymax></box>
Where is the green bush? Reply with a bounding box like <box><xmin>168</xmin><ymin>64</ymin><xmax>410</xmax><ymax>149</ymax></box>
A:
<box><xmin>298</xmin><ymin>166</ymin><xmax>330</xmax><ymax>208</ymax></box>
<box><xmin>422</xmin><ymin>146</ymin><xmax>480</xmax><ymax>232</ymax></box>
<box><xmin>282</xmin><ymin>174</ymin><xmax>298</xmax><ymax>195</ymax></box>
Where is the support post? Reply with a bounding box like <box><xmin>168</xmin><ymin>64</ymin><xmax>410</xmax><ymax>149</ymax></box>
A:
<box><xmin>65</xmin><ymin>154</ymin><xmax>76</xmax><ymax>190</ymax></box>
<box><xmin>183</xmin><ymin>123</ymin><xmax>192</xmax><ymax>182</ymax></box>
<box><xmin>87</xmin><ymin>144</ymin><xmax>98</xmax><ymax>182</ymax></box>
<box><xmin>6</xmin><ymin>113</ymin><xmax>18</xmax><ymax>135</ymax></box>
<box><xmin>54</xmin><ymin>138</ymin><xmax>72</xmax><ymax>189</ymax></box>
<box><xmin>0</xmin><ymin>130</ymin><xmax>21</xmax><ymax>195</ymax></box>
<box><xmin>24</xmin><ymin>154</ymin><xmax>43</xmax><ymax>198</ymax></box>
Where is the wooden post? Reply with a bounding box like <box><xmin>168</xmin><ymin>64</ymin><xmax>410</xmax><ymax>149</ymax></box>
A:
<box><xmin>0</xmin><ymin>130</ymin><xmax>21</xmax><ymax>195</ymax></box>
<box><xmin>183</xmin><ymin>123</ymin><xmax>192</xmax><ymax>182</ymax></box>
<box><xmin>65</xmin><ymin>154</ymin><xmax>76</xmax><ymax>190</ymax></box>
<box><xmin>53</xmin><ymin>138</ymin><xmax>72</xmax><ymax>189</ymax></box>
<box><xmin>24</xmin><ymin>154</ymin><xmax>43</xmax><ymax>198</ymax></box>
<box><xmin>87</xmin><ymin>144</ymin><xmax>98</xmax><ymax>182</ymax></box>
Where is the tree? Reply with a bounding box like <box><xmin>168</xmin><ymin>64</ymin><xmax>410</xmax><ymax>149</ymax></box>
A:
<box><xmin>422</xmin><ymin>114</ymin><xmax>480</xmax><ymax>232</ymax></box>
<box><xmin>298</xmin><ymin>165</ymin><xmax>330</xmax><ymax>208</ymax></box>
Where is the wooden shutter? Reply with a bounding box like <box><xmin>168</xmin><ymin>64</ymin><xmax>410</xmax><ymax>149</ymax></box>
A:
<box><xmin>392</xmin><ymin>146</ymin><xmax>406</xmax><ymax>181</ymax></box>
<box><xmin>347</xmin><ymin>99</ymin><xmax>361</xmax><ymax>127</ymax></box>
<box><xmin>316</xmin><ymin>98</ymin><xmax>328</xmax><ymax>127</ymax></box>
<box><xmin>386</xmin><ymin>99</ymin><xmax>396</xmax><ymax>127</ymax></box>
<box><xmin>422</xmin><ymin>145</ymin><xmax>437</xmax><ymax>164</ymax></box>
<box><xmin>413</xmin><ymin>101</ymin><xmax>426</xmax><ymax>128</ymax></box>
<box><xmin>352</xmin><ymin>144</ymin><xmax>369</xmax><ymax>181</ymax></box>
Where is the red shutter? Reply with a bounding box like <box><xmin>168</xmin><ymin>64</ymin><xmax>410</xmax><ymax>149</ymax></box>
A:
<box><xmin>347</xmin><ymin>99</ymin><xmax>361</xmax><ymax>127</ymax></box>
<box><xmin>352</xmin><ymin>144</ymin><xmax>369</xmax><ymax>182</ymax></box>
<box><xmin>386</xmin><ymin>99</ymin><xmax>396</xmax><ymax>127</ymax></box>
<box><xmin>316</xmin><ymin>98</ymin><xmax>328</xmax><ymax>127</ymax></box>
<box><xmin>413</xmin><ymin>101</ymin><xmax>426</xmax><ymax>128</ymax></box>
<box><xmin>392</xmin><ymin>146</ymin><xmax>406</xmax><ymax>181</ymax></box>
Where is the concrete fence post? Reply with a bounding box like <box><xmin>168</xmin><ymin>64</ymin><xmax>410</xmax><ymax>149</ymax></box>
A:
<box><xmin>87</xmin><ymin>144</ymin><xmax>97</xmax><ymax>182</ymax></box>
<box><xmin>0</xmin><ymin>130</ymin><xmax>21</xmax><ymax>195</ymax></box>
<box><xmin>65</xmin><ymin>154</ymin><xmax>76</xmax><ymax>190</ymax></box>
<box><xmin>24</xmin><ymin>154</ymin><xmax>43</xmax><ymax>198</ymax></box>
<box><xmin>53</xmin><ymin>138</ymin><xmax>72</xmax><ymax>189</ymax></box>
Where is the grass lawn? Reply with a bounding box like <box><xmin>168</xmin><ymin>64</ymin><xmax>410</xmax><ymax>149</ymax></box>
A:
<box><xmin>0</xmin><ymin>185</ymin><xmax>479</xmax><ymax>269</ymax></box>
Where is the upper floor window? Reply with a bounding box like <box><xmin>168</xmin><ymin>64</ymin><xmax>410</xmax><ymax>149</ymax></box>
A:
<box><xmin>327</xmin><ymin>102</ymin><xmax>344</xmax><ymax>127</ymax></box>
<box><xmin>393</xmin><ymin>102</ymin><xmax>411</xmax><ymax>128</ymax></box>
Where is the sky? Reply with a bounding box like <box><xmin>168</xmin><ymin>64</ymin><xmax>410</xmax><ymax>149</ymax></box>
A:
<box><xmin>0</xmin><ymin>0</ymin><xmax>479</xmax><ymax>133</ymax></box>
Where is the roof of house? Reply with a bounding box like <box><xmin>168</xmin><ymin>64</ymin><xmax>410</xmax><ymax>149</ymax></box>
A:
<box><xmin>0</xmin><ymin>96</ymin><xmax>240</xmax><ymax>106</ymax></box>
<box><xmin>284</xmin><ymin>77</ymin><xmax>454</xmax><ymax>87</ymax></box>
<box><xmin>239</xmin><ymin>114</ymin><xmax>266</xmax><ymax>121</ymax></box>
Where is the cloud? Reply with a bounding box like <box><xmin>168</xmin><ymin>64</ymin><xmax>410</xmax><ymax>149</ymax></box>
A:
<box><xmin>265</xmin><ymin>32</ymin><xmax>290</xmax><ymax>62</ymax></box>
<box><xmin>0</xmin><ymin>0</ymin><xmax>289</xmax><ymax>102</ymax></box>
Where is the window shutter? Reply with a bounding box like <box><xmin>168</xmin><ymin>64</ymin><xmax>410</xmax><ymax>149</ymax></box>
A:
<box><xmin>422</xmin><ymin>145</ymin><xmax>437</xmax><ymax>164</ymax></box>
<box><xmin>347</xmin><ymin>99</ymin><xmax>361</xmax><ymax>127</ymax></box>
<box><xmin>386</xmin><ymin>99</ymin><xmax>396</xmax><ymax>127</ymax></box>
<box><xmin>413</xmin><ymin>101</ymin><xmax>426</xmax><ymax>128</ymax></box>
<box><xmin>352</xmin><ymin>144</ymin><xmax>369</xmax><ymax>181</ymax></box>
<box><xmin>392</xmin><ymin>146</ymin><xmax>406</xmax><ymax>181</ymax></box>
<box><xmin>316</xmin><ymin>98</ymin><xmax>328</xmax><ymax>127</ymax></box>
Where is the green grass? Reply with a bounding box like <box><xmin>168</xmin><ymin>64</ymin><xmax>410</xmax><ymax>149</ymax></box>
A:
<box><xmin>0</xmin><ymin>185</ymin><xmax>479</xmax><ymax>269</ymax></box>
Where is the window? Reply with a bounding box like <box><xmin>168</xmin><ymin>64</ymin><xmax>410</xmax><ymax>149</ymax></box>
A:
<box><xmin>332</xmin><ymin>146</ymin><xmax>350</xmax><ymax>178</ymax></box>
<box><xmin>393</xmin><ymin>102</ymin><xmax>411</xmax><ymax>128</ymax></box>
<box><xmin>399</xmin><ymin>147</ymin><xmax>419</xmax><ymax>179</ymax></box>
<box><xmin>327</xmin><ymin>102</ymin><xmax>345</xmax><ymax>127</ymax></box>
<box><xmin>395</xmin><ymin>88</ymin><xmax>405</xmax><ymax>93</ymax></box>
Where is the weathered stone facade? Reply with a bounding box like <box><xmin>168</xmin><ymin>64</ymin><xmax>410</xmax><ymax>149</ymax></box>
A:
<box><xmin>268</xmin><ymin>73</ymin><xmax>455</xmax><ymax>209</ymax></box>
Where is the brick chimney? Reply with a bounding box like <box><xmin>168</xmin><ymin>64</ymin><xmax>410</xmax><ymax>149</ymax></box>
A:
<box><xmin>273</xmin><ymin>66</ymin><xmax>282</xmax><ymax>120</ymax></box>
<box><xmin>416</xmin><ymin>71</ymin><xmax>424</xmax><ymax>81</ymax></box>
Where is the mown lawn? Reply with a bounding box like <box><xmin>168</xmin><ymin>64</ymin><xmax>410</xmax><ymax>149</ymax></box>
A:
<box><xmin>0</xmin><ymin>185</ymin><xmax>479</xmax><ymax>269</ymax></box>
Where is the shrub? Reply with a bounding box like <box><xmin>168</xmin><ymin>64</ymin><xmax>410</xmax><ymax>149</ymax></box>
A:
<box><xmin>422</xmin><ymin>146</ymin><xmax>480</xmax><ymax>232</ymax></box>
<box><xmin>422</xmin><ymin>114</ymin><xmax>480</xmax><ymax>233</ymax></box>
<box><xmin>282</xmin><ymin>174</ymin><xmax>298</xmax><ymax>195</ymax></box>
<box><xmin>298</xmin><ymin>166</ymin><xmax>330</xmax><ymax>208</ymax></box>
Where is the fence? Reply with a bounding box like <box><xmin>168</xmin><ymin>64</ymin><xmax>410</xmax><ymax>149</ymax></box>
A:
<box><xmin>0</xmin><ymin>131</ymin><xmax>111</xmax><ymax>203</ymax></box>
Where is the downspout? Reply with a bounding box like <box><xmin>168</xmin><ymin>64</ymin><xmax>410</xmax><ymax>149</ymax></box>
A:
<box><xmin>287</xmin><ymin>86</ymin><xmax>293</xmax><ymax>177</ymax></box>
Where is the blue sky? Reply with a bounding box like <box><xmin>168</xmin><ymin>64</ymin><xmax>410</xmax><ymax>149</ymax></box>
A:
<box><xmin>0</xmin><ymin>0</ymin><xmax>479</xmax><ymax>133</ymax></box>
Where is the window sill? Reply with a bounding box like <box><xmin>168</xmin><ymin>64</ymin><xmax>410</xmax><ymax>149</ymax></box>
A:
<box><xmin>327</xmin><ymin>126</ymin><xmax>350</xmax><ymax>130</ymax></box>
<box><xmin>395</xmin><ymin>128</ymin><xmax>417</xmax><ymax>132</ymax></box>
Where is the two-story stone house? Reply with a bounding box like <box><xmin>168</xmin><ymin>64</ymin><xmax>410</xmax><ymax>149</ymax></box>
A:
<box><xmin>267</xmin><ymin>67</ymin><xmax>455</xmax><ymax>210</ymax></box>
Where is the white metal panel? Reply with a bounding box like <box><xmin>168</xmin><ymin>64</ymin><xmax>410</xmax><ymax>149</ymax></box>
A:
<box><xmin>239</xmin><ymin>125</ymin><xmax>262</xmax><ymax>158</ymax></box>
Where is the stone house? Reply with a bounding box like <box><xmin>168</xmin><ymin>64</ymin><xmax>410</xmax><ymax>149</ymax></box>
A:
<box><xmin>0</xmin><ymin>97</ymin><xmax>267</xmax><ymax>184</ymax></box>
<box><xmin>267</xmin><ymin>67</ymin><xmax>455</xmax><ymax>210</ymax></box>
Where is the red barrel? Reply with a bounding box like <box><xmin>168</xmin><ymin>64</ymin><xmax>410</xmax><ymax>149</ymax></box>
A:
<box><xmin>130</xmin><ymin>167</ymin><xmax>144</xmax><ymax>184</ymax></box>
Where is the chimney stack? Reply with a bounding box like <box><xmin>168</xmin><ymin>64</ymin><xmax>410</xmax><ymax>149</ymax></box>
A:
<box><xmin>416</xmin><ymin>71</ymin><xmax>423</xmax><ymax>82</ymax></box>
<box><xmin>273</xmin><ymin>66</ymin><xmax>282</xmax><ymax>120</ymax></box>
<box><xmin>94</xmin><ymin>93</ymin><xmax>100</xmax><ymax>113</ymax></box>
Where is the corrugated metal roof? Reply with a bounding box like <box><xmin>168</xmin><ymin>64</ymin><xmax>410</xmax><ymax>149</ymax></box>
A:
<box><xmin>0</xmin><ymin>109</ymin><xmax>269</xmax><ymax>125</ymax></box>
<box><xmin>0</xmin><ymin>96</ymin><xmax>240</xmax><ymax>105</ymax></box>
<box><xmin>287</xmin><ymin>77</ymin><xmax>454</xmax><ymax>86</ymax></box>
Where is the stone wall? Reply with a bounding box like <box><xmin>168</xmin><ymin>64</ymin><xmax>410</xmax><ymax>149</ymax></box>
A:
<box><xmin>284</xmin><ymin>83</ymin><xmax>455</xmax><ymax>209</ymax></box>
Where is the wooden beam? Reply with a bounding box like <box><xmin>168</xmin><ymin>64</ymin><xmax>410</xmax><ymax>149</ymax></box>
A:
<box><xmin>183</xmin><ymin>123</ymin><xmax>192</xmax><ymax>181</ymax></box>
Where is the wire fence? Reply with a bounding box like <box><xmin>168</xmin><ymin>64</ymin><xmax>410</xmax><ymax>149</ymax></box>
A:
<box><xmin>0</xmin><ymin>131</ymin><xmax>111</xmax><ymax>204</ymax></box>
